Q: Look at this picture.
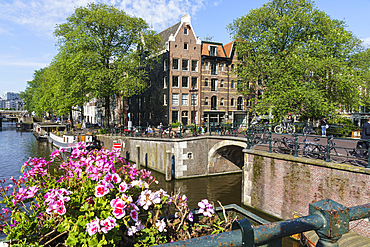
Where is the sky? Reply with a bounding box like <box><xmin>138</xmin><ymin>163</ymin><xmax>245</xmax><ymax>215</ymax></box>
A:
<box><xmin>1</xmin><ymin>0</ymin><xmax>370</xmax><ymax>97</ymax></box>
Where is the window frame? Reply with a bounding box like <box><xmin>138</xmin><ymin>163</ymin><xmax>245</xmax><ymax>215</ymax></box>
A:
<box><xmin>172</xmin><ymin>93</ymin><xmax>179</xmax><ymax>106</ymax></box>
<box><xmin>182</xmin><ymin>94</ymin><xmax>189</xmax><ymax>106</ymax></box>
<box><xmin>182</xmin><ymin>76</ymin><xmax>189</xmax><ymax>88</ymax></box>
<box><xmin>191</xmin><ymin>60</ymin><xmax>198</xmax><ymax>72</ymax></box>
<box><xmin>172</xmin><ymin>76</ymin><xmax>179</xmax><ymax>88</ymax></box>
<box><xmin>182</xmin><ymin>59</ymin><xmax>189</xmax><ymax>71</ymax></box>
<box><xmin>173</xmin><ymin>58</ymin><xmax>179</xmax><ymax>70</ymax></box>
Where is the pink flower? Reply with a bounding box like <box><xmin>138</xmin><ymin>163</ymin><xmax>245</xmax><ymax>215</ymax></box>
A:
<box><xmin>110</xmin><ymin>197</ymin><xmax>125</xmax><ymax>208</ymax></box>
<box><xmin>119</xmin><ymin>181</ymin><xmax>128</xmax><ymax>192</ymax></box>
<box><xmin>100</xmin><ymin>216</ymin><xmax>116</xmax><ymax>233</ymax></box>
<box><xmin>111</xmin><ymin>173</ymin><xmax>121</xmax><ymax>184</ymax></box>
<box><xmin>130</xmin><ymin>210</ymin><xmax>138</xmax><ymax>222</ymax></box>
<box><xmin>155</xmin><ymin>219</ymin><xmax>166</xmax><ymax>232</ymax></box>
<box><xmin>95</xmin><ymin>185</ymin><xmax>109</xmax><ymax>198</ymax></box>
<box><xmin>25</xmin><ymin>186</ymin><xmax>39</xmax><ymax>199</ymax></box>
<box><xmin>198</xmin><ymin>199</ymin><xmax>214</xmax><ymax>217</ymax></box>
<box><xmin>86</xmin><ymin>218</ymin><xmax>101</xmax><ymax>236</ymax></box>
<box><xmin>112</xmin><ymin>207</ymin><xmax>126</xmax><ymax>219</ymax></box>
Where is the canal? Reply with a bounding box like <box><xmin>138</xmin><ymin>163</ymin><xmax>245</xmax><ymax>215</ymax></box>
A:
<box><xmin>0</xmin><ymin>122</ymin><xmax>301</xmax><ymax>246</ymax></box>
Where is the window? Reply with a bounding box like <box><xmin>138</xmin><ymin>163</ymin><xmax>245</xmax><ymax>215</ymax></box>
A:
<box><xmin>211</xmin><ymin>63</ymin><xmax>218</xmax><ymax>75</ymax></box>
<box><xmin>191</xmin><ymin>93</ymin><xmax>198</xmax><ymax>106</ymax></box>
<box><xmin>182</xmin><ymin>111</ymin><xmax>188</xmax><ymax>125</ymax></box>
<box><xmin>205</xmin><ymin>62</ymin><xmax>209</xmax><ymax>70</ymax></box>
<box><xmin>191</xmin><ymin>77</ymin><xmax>198</xmax><ymax>88</ymax></box>
<box><xmin>182</xmin><ymin>94</ymin><xmax>189</xmax><ymax>106</ymax></box>
<box><xmin>209</xmin><ymin>46</ymin><xmax>217</xmax><ymax>56</ymax></box>
<box><xmin>184</xmin><ymin>42</ymin><xmax>188</xmax><ymax>50</ymax></box>
<box><xmin>184</xmin><ymin>27</ymin><xmax>188</xmax><ymax>35</ymax></box>
<box><xmin>191</xmin><ymin>60</ymin><xmax>198</xmax><ymax>72</ymax></box>
<box><xmin>164</xmin><ymin>94</ymin><xmax>167</xmax><ymax>106</ymax></box>
<box><xmin>172</xmin><ymin>94</ymin><xmax>179</xmax><ymax>106</ymax></box>
<box><xmin>211</xmin><ymin>96</ymin><xmax>217</xmax><ymax>110</ymax></box>
<box><xmin>220</xmin><ymin>98</ymin><xmax>224</xmax><ymax>106</ymax></box>
<box><xmin>182</xmin><ymin>59</ymin><xmax>189</xmax><ymax>71</ymax></box>
<box><xmin>231</xmin><ymin>98</ymin><xmax>235</xmax><ymax>106</ymax></box>
<box><xmin>204</xmin><ymin>78</ymin><xmax>208</xmax><ymax>87</ymax></box>
<box><xmin>182</xmin><ymin>76</ymin><xmax>189</xmax><ymax>88</ymax></box>
<box><xmin>220</xmin><ymin>64</ymin><xmax>224</xmax><ymax>72</ymax></box>
<box><xmin>211</xmin><ymin>79</ymin><xmax>217</xmax><ymax>91</ymax></box>
<box><xmin>164</xmin><ymin>59</ymin><xmax>167</xmax><ymax>71</ymax></box>
<box><xmin>172</xmin><ymin>76</ymin><xmax>179</xmax><ymax>87</ymax></box>
<box><xmin>237</xmin><ymin>97</ymin><xmax>243</xmax><ymax>110</ymax></box>
<box><xmin>231</xmin><ymin>64</ymin><xmax>235</xmax><ymax>69</ymax></box>
<box><xmin>172</xmin><ymin>111</ymin><xmax>179</xmax><ymax>123</ymax></box>
<box><xmin>163</xmin><ymin>76</ymin><xmax>167</xmax><ymax>88</ymax></box>
<box><xmin>220</xmin><ymin>80</ymin><xmax>224</xmax><ymax>87</ymax></box>
<box><xmin>173</xmin><ymin>58</ymin><xmax>179</xmax><ymax>70</ymax></box>
<box><xmin>204</xmin><ymin>97</ymin><xmax>209</xmax><ymax>106</ymax></box>
<box><xmin>231</xmin><ymin>80</ymin><xmax>234</xmax><ymax>89</ymax></box>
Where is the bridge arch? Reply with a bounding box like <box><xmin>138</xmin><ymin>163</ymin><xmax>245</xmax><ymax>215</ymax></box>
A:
<box><xmin>208</xmin><ymin>140</ymin><xmax>247</xmax><ymax>171</ymax></box>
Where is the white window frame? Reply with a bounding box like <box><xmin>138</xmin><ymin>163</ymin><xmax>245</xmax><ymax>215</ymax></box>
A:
<box><xmin>173</xmin><ymin>58</ymin><xmax>179</xmax><ymax>70</ymax></box>
<box><xmin>164</xmin><ymin>76</ymin><xmax>167</xmax><ymax>89</ymax></box>
<box><xmin>191</xmin><ymin>77</ymin><xmax>198</xmax><ymax>89</ymax></box>
<box><xmin>182</xmin><ymin>76</ymin><xmax>189</xmax><ymax>88</ymax></box>
<box><xmin>184</xmin><ymin>27</ymin><xmax>188</xmax><ymax>35</ymax></box>
<box><xmin>182</xmin><ymin>94</ymin><xmax>189</xmax><ymax>106</ymax></box>
<box><xmin>164</xmin><ymin>59</ymin><xmax>167</xmax><ymax>71</ymax></box>
<box><xmin>192</xmin><ymin>60</ymin><xmax>198</xmax><ymax>72</ymax></box>
<box><xmin>164</xmin><ymin>94</ymin><xmax>167</xmax><ymax>106</ymax></box>
<box><xmin>182</xmin><ymin>59</ymin><xmax>189</xmax><ymax>71</ymax></box>
<box><xmin>220</xmin><ymin>98</ymin><xmax>224</xmax><ymax>106</ymax></box>
<box><xmin>205</xmin><ymin>62</ymin><xmax>209</xmax><ymax>71</ymax></box>
<box><xmin>172</xmin><ymin>76</ymin><xmax>179</xmax><ymax>88</ymax></box>
<box><xmin>172</xmin><ymin>93</ymin><xmax>179</xmax><ymax>106</ymax></box>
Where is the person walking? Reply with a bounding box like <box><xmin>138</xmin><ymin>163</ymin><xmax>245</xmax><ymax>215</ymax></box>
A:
<box><xmin>320</xmin><ymin>116</ymin><xmax>328</xmax><ymax>136</ymax></box>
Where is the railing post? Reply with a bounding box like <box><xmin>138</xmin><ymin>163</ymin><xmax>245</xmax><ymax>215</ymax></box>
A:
<box><xmin>234</xmin><ymin>123</ymin><xmax>237</xmax><ymax>137</ymax></box>
<box><xmin>309</xmin><ymin>199</ymin><xmax>349</xmax><ymax>247</ymax></box>
<box><xmin>326</xmin><ymin>136</ymin><xmax>330</xmax><ymax>162</ymax></box>
<box><xmin>293</xmin><ymin>133</ymin><xmax>298</xmax><ymax>157</ymax></box>
<box><xmin>179</xmin><ymin>124</ymin><xmax>182</xmax><ymax>139</ymax></box>
<box><xmin>268</xmin><ymin>131</ymin><xmax>272</xmax><ymax>153</ymax></box>
<box><xmin>246</xmin><ymin>129</ymin><xmax>251</xmax><ymax>149</ymax></box>
<box><xmin>344</xmin><ymin>124</ymin><xmax>347</xmax><ymax>139</ymax></box>
<box><xmin>209</xmin><ymin>122</ymin><xmax>212</xmax><ymax>136</ymax></box>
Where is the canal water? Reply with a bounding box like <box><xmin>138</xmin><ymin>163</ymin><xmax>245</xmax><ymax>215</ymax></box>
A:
<box><xmin>0</xmin><ymin>122</ymin><xmax>301</xmax><ymax>246</ymax></box>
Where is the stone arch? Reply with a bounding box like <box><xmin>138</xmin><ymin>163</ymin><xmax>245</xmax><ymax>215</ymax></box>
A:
<box><xmin>208</xmin><ymin>140</ymin><xmax>247</xmax><ymax>171</ymax></box>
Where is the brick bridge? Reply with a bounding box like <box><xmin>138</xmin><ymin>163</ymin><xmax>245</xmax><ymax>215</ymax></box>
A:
<box><xmin>96</xmin><ymin>134</ymin><xmax>370</xmax><ymax>238</ymax></box>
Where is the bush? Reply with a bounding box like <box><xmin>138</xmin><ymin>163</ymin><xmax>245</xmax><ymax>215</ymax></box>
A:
<box><xmin>170</xmin><ymin>122</ymin><xmax>182</xmax><ymax>128</ymax></box>
<box><xmin>98</xmin><ymin>128</ymin><xmax>106</xmax><ymax>134</ymax></box>
<box><xmin>0</xmin><ymin>143</ymin><xmax>234</xmax><ymax>246</ymax></box>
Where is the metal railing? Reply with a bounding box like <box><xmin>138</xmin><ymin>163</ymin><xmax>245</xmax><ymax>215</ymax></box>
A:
<box><xmin>158</xmin><ymin>199</ymin><xmax>370</xmax><ymax>247</ymax></box>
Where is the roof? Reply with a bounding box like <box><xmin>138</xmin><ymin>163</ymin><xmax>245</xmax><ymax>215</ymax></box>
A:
<box><xmin>223</xmin><ymin>41</ymin><xmax>234</xmax><ymax>58</ymax></box>
<box><xmin>201</xmin><ymin>42</ymin><xmax>227</xmax><ymax>58</ymax></box>
<box><xmin>158</xmin><ymin>22</ymin><xmax>181</xmax><ymax>45</ymax></box>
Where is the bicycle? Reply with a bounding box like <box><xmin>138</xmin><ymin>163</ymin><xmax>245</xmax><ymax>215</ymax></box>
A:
<box><xmin>245</xmin><ymin>124</ymin><xmax>269</xmax><ymax>145</ymax></box>
<box><xmin>302</xmin><ymin>123</ymin><xmax>315</xmax><ymax>135</ymax></box>
<box><xmin>274</xmin><ymin>122</ymin><xmax>295</xmax><ymax>134</ymax></box>
<box><xmin>349</xmin><ymin>140</ymin><xmax>369</xmax><ymax>167</ymax></box>
<box><xmin>302</xmin><ymin>135</ymin><xmax>348</xmax><ymax>163</ymax></box>
<box><xmin>273</xmin><ymin>135</ymin><xmax>299</xmax><ymax>154</ymax></box>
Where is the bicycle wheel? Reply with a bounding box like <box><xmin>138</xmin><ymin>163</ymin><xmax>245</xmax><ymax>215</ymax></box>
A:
<box><xmin>303</xmin><ymin>126</ymin><xmax>313</xmax><ymax>135</ymax></box>
<box><xmin>274</xmin><ymin>125</ymin><xmax>283</xmax><ymax>134</ymax></box>
<box><xmin>287</xmin><ymin>125</ymin><xmax>295</xmax><ymax>134</ymax></box>
<box><xmin>352</xmin><ymin>148</ymin><xmax>369</xmax><ymax>167</ymax></box>
<box><xmin>273</xmin><ymin>139</ymin><xmax>286</xmax><ymax>154</ymax></box>
<box><xmin>329</xmin><ymin>146</ymin><xmax>348</xmax><ymax>163</ymax></box>
<box><xmin>303</xmin><ymin>144</ymin><xmax>319</xmax><ymax>159</ymax></box>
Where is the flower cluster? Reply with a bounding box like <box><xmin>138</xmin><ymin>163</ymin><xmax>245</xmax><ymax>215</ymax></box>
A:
<box><xmin>198</xmin><ymin>199</ymin><xmax>215</xmax><ymax>217</ymax></box>
<box><xmin>44</xmin><ymin>188</ymin><xmax>72</xmax><ymax>215</ymax></box>
<box><xmin>86</xmin><ymin>216</ymin><xmax>117</xmax><ymax>236</ymax></box>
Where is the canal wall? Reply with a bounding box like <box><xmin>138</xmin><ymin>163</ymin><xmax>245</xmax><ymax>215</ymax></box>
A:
<box><xmin>242</xmin><ymin>149</ymin><xmax>370</xmax><ymax>238</ymax></box>
<box><xmin>96</xmin><ymin>135</ymin><xmax>243</xmax><ymax>179</ymax></box>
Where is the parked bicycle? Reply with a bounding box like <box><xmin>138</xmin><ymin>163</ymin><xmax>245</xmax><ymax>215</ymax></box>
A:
<box><xmin>273</xmin><ymin>135</ymin><xmax>299</xmax><ymax>154</ymax></box>
<box><xmin>245</xmin><ymin>124</ymin><xmax>269</xmax><ymax>145</ymax></box>
<box><xmin>302</xmin><ymin>135</ymin><xmax>348</xmax><ymax>163</ymax></box>
<box><xmin>349</xmin><ymin>140</ymin><xmax>369</xmax><ymax>167</ymax></box>
<box><xmin>274</xmin><ymin>122</ymin><xmax>295</xmax><ymax>134</ymax></box>
<box><xmin>302</xmin><ymin>122</ymin><xmax>315</xmax><ymax>135</ymax></box>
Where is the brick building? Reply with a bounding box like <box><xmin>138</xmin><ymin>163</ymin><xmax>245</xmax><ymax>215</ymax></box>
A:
<box><xmin>129</xmin><ymin>15</ymin><xmax>250</xmax><ymax>128</ymax></box>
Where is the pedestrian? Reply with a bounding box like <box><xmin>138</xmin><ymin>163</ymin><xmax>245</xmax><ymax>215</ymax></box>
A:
<box><xmin>216</xmin><ymin>123</ymin><xmax>221</xmax><ymax>135</ymax></box>
<box><xmin>360</xmin><ymin>117</ymin><xmax>370</xmax><ymax>150</ymax></box>
<box><xmin>320</xmin><ymin>116</ymin><xmax>329</xmax><ymax>136</ymax></box>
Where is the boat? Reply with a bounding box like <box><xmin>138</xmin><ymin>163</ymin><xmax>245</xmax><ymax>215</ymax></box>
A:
<box><xmin>47</xmin><ymin>131</ymin><xmax>94</xmax><ymax>152</ymax></box>
<box><xmin>33</xmin><ymin>122</ymin><xmax>66</xmax><ymax>141</ymax></box>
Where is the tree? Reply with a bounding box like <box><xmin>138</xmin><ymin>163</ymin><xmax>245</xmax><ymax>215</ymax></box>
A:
<box><xmin>228</xmin><ymin>0</ymin><xmax>363</xmax><ymax>121</ymax></box>
<box><xmin>54</xmin><ymin>3</ymin><xmax>161</xmax><ymax>127</ymax></box>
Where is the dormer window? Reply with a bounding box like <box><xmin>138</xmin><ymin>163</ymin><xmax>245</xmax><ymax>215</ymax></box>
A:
<box><xmin>184</xmin><ymin>27</ymin><xmax>188</xmax><ymax>35</ymax></box>
<box><xmin>209</xmin><ymin>46</ymin><xmax>217</xmax><ymax>56</ymax></box>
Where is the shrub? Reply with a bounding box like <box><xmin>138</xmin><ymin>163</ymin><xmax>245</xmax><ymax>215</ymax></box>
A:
<box><xmin>98</xmin><ymin>128</ymin><xmax>106</xmax><ymax>134</ymax></box>
<box><xmin>0</xmin><ymin>143</ymin><xmax>234</xmax><ymax>246</ymax></box>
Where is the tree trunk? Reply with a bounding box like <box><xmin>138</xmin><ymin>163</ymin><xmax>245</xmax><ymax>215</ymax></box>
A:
<box><xmin>69</xmin><ymin>109</ymin><xmax>74</xmax><ymax>128</ymax></box>
<box><xmin>104</xmin><ymin>96</ymin><xmax>110</xmax><ymax>128</ymax></box>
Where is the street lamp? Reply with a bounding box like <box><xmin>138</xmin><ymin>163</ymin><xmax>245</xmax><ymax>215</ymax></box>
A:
<box><xmin>189</xmin><ymin>87</ymin><xmax>198</xmax><ymax>136</ymax></box>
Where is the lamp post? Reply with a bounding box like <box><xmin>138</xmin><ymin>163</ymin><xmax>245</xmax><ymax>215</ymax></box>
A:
<box><xmin>189</xmin><ymin>87</ymin><xmax>198</xmax><ymax>136</ymax></box>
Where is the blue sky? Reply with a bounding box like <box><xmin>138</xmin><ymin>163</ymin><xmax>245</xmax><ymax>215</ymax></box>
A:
<box><xmin>1</xmin><ymin>0</ymin><xmax>370</xmax><ymax>97</ymax></box>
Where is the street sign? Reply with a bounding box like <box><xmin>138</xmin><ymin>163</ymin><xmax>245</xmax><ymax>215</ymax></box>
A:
<box><xmin>113</xmin><ymin>142</ymin><xmax>121</xmax><ymax>152</ymax></box>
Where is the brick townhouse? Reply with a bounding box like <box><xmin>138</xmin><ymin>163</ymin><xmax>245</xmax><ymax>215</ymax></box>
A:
<box><xmin>129</xmin><ymin>15</ymin><xmax>250</xmax><ymax>127</ymax></box>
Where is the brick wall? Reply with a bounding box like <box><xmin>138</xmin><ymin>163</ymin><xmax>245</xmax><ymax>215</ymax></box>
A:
<box><xmin>243</xmin><ymin>150</ymin><xmax>370</xmax><ymax>237</ymax></box>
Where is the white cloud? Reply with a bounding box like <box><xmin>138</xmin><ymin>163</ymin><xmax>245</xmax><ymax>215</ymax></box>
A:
<box><xmin>0</xmin><ymin>0</ymin><xmax>207</xmax><ymax>36</ymax></box>
<box><xmin>362</xmin><ymin>37</ymin><xmax>370</xmax><ymax>48</ymax></box>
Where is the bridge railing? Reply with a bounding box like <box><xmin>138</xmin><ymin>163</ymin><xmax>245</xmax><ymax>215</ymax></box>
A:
<box><xmin>157</xmin><ymin>199</ymin><xmax>370</xmax><ymax>247</ymax></box>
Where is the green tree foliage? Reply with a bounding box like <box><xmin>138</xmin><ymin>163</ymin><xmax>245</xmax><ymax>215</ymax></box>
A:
<box><xmin>53</xmin><ymin>3</ymin><xmax>162</xmax><ymax>127</ymax></box>
<box><xmin>228</xmin><ymin>0</ymin><xmax>363</xmax><ymax>121</ymax></box>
